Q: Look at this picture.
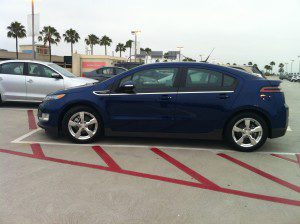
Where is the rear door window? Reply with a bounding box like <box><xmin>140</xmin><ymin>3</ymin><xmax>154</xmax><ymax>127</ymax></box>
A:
<box><xmin>182</xmin><ymin>68</ymin><xmax>237</xmax><ymax>91</ymax></box>
<box><xmin>0</xmin><ymin>62</ymin><xmax>24</xmax><ymax>75</ymax></box>
<box><xmin>28</xmin><ymin>63</ymin><xmax>56</xmax><ymax>78</ymax></box>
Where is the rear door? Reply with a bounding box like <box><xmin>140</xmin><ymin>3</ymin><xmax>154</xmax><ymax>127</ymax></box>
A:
<box><xmin>174</xmin><ymin>67</ymin><xmax>239</xmax><ymax>134</ymax></box>
<box><xmin>0</xmin><ymin>62</ymin><xmax>26</xmax><ymax>101</ymax></box>
<box><xmin>25</xmin><ymin>63</ymin><xmax>64</xmax><ymax>101</ymax></box>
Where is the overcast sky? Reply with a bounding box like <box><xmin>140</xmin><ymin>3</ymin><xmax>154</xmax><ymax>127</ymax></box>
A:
<box><xmin>1</xmin><ymin>0</ymin><xmax>300</xmax><ymax>71</ymax></box>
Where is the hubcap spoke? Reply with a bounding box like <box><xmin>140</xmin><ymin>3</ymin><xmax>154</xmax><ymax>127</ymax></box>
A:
<box><xmin>236</xmin><ymin>135</ymin><xmax>246</xmax><ymax>145</ymax></box>
<box><xmin>79</xmin><ymin>112</ymin><xmax>85</xmax><ymax>123</ymax></box>
<box><xmin>85</xmin><ymin>127</ymin><xmax>94</xmax><ymax>137</ymax></box>
<box><xmin>75</xmin><ymin>127</ymin><xmax>83</xmax><ymax>139</ymax></box>
<box><xmin>244</xmin><ymin>119</ymin><xmax>251</xmax><ymax>129</ymax></box>
<box><xmin>233</xmin><ymin>126</ymin><xmax>243</xmax><ymax>133</ymax></box>
<box><xmin>86</xmin><ymin>118</ymin><xmax>97</xmax><ymax>126</ymax></box>
<box><xmin>250</xmin><ymin>126</ymin><xmax>262</xmax><ymax>133</ymax></box>
<box><xmin>249</xmin><ymin>135</ymin><xmax>258</xmax><ymax>146</ymax></box>
<box><xmin>69</xmin><ymin>120</ymin><xmax>79</xmax><ymax>127</ymax></box>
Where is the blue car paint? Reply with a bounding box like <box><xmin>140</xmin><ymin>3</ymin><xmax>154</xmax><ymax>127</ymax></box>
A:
<box><xmin>38</xmin><ymin>62</ymin><xmax>288</xmax><ymax>140</ymax></box>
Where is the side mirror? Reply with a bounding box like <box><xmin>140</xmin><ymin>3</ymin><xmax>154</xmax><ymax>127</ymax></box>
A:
<box><xmin>120</xmin><ymin>80</ymin><xmax>135</xmax><ymax>93</ymax></box>
<box><xmin>51</xmin><ymin>73</ymin><xmax>62</xmax><ymax>79</ymax></box>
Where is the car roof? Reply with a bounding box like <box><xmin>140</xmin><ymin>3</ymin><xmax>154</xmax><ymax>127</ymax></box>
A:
<box><xmin>133</xmin><ymin>62</ymin><xmax>258</xmax><ymax>79</ymax></box>
<box><xmin>0</xmin><ymin>60</ymin><xmax>53</xmax><ymax>66</ymax></box>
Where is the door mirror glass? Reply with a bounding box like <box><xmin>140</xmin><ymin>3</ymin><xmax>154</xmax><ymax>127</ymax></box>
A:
<box><xmin>51</xmin><ymin>73</ymin><xmax>62</xmax><ymax>79</ymax></box>
<box><xmin>120</xmin><ymin>80</ymin><xmax>135</xmax><ymax>93</ymax></box>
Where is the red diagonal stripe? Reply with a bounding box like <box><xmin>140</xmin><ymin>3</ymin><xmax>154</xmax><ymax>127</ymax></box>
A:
<box><xmin>271</xmin><ymin>154</ymin><xmax>298</xmax><ymax>164</ymax></box>
<box><xmin>151</xmin><ymin>147</ymin><xmax>220</xmax><ymax>188</ymax></box>
<box><xmin>31</xmin><ymin>144</ymin><xmax>45</xmax><ymax>159</ymax></box>
<box><xmin>27</xmin><ymin>110</ymin><xmax>37</xmax><ymax>130</ymax></box>
<box><xmin>218</xmin><ymin>153</ymin><xmax>300</xmax><ymax>193</ymax></box>
<box><xmin>92</xmin><ymin>146</ymin><xmax>121</xmax><ymax>170</ymax></box>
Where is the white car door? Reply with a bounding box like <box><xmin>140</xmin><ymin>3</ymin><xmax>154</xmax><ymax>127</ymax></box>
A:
<box><xmin>0</xmin><ymin>62</ymin><xmax>26</xmax><ymax>101</ymax></box>
<box><xmin>26</xmin><ymin>63</ymin><xmax>64</xmax><ymax>101</ymax></box>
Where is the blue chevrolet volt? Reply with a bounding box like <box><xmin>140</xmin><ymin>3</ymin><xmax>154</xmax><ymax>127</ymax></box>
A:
<box><xmin>38</xmin><ymin>62</ymin><xmax>288</xmax><ymax>151</ymax></box>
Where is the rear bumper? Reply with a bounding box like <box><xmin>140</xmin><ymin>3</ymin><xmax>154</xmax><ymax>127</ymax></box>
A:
<box><xmin>270</xmin><ymin>128</ymin><xmax>287</xmax><ymax>138</ymax></box>
<box><xmin>269</xmin><ymin>103</ymin><xmax>289</xmax><ymax>138</ymax></box>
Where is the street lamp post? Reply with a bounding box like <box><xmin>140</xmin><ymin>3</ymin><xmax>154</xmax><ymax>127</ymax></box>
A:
<box><xmin>285</xmin><ymin>63</ymin><xmax>288</xmax><ymax>74</ymax></box>
<box><xmin>131</xmin><ymin>30</ymin><xmax>141</xmax><ymax>62</ymax></box>
<box><xmin>177</xmin><ymin>46</ymin><xmax>183</xmax><ymax>62</ymax></box>
<box><xmin>199</xmin><ymin>54</ymin><xmax>203</xmax><ymax>61</ymax></box>
<box><xmin>291</xmin><ymin>60</ymin><xmax>294</xmax><ymax>74</ymax></box>
<box><xmin>31</xmin><ymin>0</ymin><xmax>35</xmax><ymax>60</ymax></box>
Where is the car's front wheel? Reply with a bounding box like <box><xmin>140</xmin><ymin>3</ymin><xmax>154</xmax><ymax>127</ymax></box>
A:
<box><xmin>62</xmin><ymin>106</ymin><xmax>101</xmax><ymax>143</ymax></box>
<box><xmin>225</xmin><ymin>113</ymin><xmax>268</xmax><ymax>152</ymax></box>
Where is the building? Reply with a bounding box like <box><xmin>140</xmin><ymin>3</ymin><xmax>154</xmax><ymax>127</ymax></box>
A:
<box><xmin>19</xmin><ymin>44</ymin><xmax>50</xmax><ymax>55</ymax></box>
<box><xmin>72</xmin><ymin>53</ymin><xmax>127</xmax><ymax>76</ymax></box>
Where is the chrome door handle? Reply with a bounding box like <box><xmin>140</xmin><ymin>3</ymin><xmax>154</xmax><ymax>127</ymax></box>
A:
<box><xmin>160</xmin><ymin>95</ymin><xmax>172</xmax><ymax>101</ymax></box>
<box><xmin>27</xmin><ymin>79</ymin><xmax>33</xmax><ymax>83</ymax></box>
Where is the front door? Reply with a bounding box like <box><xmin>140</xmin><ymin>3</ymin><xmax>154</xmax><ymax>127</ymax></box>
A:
<box><xmin>174</xmin><ymin>67</ymin><xmax>239</xmax><ymax>135</ymax></box>
<box><xmin>106</xmin><ymin>67</ymin><xmax>180</xmax><ymax>133</ymax></box>
<box><xmin>25</xmin><ymin>63</ymin><xmax>64</xmax><ymax>101</ymax></box>
<box><xmin>0</xmin><ymin>62</ymin><xmax>26</xmax><ymax>101</ymax></box>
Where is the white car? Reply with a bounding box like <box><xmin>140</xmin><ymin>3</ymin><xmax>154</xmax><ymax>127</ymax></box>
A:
<box><xmin>0</xmin><ymin>60</ymin><xmax>97</xmax><ymax>103</ymax></box>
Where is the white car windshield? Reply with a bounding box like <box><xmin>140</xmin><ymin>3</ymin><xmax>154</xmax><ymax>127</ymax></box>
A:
<box><xmin>48</xmin><ymin>63</ymin><xmax>76</xmax><ymax>78</ymax></box>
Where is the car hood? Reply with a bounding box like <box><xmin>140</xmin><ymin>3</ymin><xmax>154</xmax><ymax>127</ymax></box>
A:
<box><xmin>72</xmin><ymin>77</ymin><xmax>97</xmax><ymax>85</ymax></box>
<box><xmin>50</xmin><ymin>81</ymin><xmax>107</xmax><ymax>95</ymax></box>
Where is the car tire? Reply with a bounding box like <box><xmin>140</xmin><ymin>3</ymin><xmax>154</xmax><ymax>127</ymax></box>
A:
<box><xmin>62</xmin><ymin>106</ymin><xmax>102</xmax><ymax>143</ymax></box>
<box><xmin>225</xmin><ymin>113</ymin><xmax>268</xmax><ymax>152</ymax></box>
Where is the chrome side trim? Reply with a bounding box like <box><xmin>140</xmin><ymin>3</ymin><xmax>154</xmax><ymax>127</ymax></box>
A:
<box><xmin>93</xmin><ymin>91</ymin><xmax>234</xmax><ymax>96</ymax></box>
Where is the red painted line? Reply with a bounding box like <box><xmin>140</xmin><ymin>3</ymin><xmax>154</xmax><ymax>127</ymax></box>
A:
<box><xmin>0</xmin><ymin>147</ymin><xmax>300</xmax><ymax>207</ymax></box>
<box><xmin>218</xmin><ymin>153</ymin><xmax>300</xmax><ymax>193</ymax></box>
<box><xmin>92</xmin><ymin>146</ymin><xmax>121</xmax><ymax>170</ymax></box>
<box><xmin>271</xmin><ymin>154</ymin><xmax>298</xmax><ymax>164</ymax></box>
<box><xmin>31</xmin><ymin>144</ymin><xmax>45</xmax><ymax>159</ymax></box>
<box><xmin>151</xmin><ymin>147</ymin><xmax>220</xmax><ymax>188</ymax></box>
<box><xmin>27</xmin><ymin>110</ymin><xmax>37</xmax><ymax>130</ymax></box>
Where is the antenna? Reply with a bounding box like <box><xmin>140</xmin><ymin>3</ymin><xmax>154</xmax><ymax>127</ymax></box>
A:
<box><xmin>204</xmin><ymin>48</ymin><xmax>215</xmax><ymax>62</ymax></box>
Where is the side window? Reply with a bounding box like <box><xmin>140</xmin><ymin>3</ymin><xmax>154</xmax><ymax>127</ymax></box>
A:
<box><xmin>118</xmin><ymin>68</ymin><xmax>178</xmax><ymax>93</ymax></box>
<box><xmin>28</xmin><ymin>63</ymin><xmax>55</xmax><ymax>78</ymax></box>
<box><xmin>115</xmin><ymin>68</ymin><xmax>125</xmax><ymax>75</ymax></box>
<box><xmin>96</xmin><ymin>68</ymin><xmax>103</xmax><ymax>74</ymax></box>
<box><xmin>184</xmin><ymin>68</ymin><xmax>237</xmax><ymax>91</ymax></box>
<box><xmin>102</xmin><ymin>68</ymin><xmax>114</xmax><ymax>75</ymax></box>
<box><xmin>0</xmin><ymin>63</ymin><xmax>24</xmax><ymax>75</ymax></box>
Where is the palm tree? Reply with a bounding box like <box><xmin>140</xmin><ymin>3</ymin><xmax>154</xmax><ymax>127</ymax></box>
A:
<box><xmin>100</xmin><ymin>35</ymin><xmax>112</xmax><ymax>55</ymax></box>
<box><xmin>253</xmin><ymin>64</ymin><xmax>258</xmax><ymax>68</ymax></box>
<box><xmin>248</xmin><ymin>62</ymin><xmax>253</xmax><ymax>66</ymax></box>
<box><xmin>63</xmin><ymin>28</ymin><xmax>80</xmax><ymax>56</ymax></box>
<box><xmin>38</xmin><ymin>26</ymin><xmax>61</xmax><ymax>62</ymax></box>
<box><xmin>85</xmin><ymin>34</ymin><xmax>99</xmax><ymax>55</ymax></box>
<box><xmin>270</xmin><ymin>61</ymin><xmax>275</xmax><ymax>74</ymax></box>
<box><xmin>233</xmin><ymin>63</ymin><xmax>237</xmax><ymax>65</ymax></box>
<box><xmin>115</xmin><ymin>43</ymin><xmax>126</xmax><ymax>57</ymax></box>
<box><xmin>7</xmin><ymin>21</ymin><xmax>26</xmax><ymax>59</ymax></box>
<box><xmin>144</xmin><ymin>47</ymin><xmax>152</xmax><ymax>63</ymax></box>
<box><xmin>125</xmin><ymin>40</ymin><xmax>134</xmax><ymax>61</ymax></box>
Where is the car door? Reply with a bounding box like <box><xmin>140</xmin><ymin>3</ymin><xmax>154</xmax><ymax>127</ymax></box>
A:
<box><xmin>174</xmin><ymin>67</ymin><xmax>239</xmax><ymax>135</ymax></box>
<box><xmin>0</xmin><ymin>62</ymin><xmax>26</xmax><ymax>101</ymax></box>
<box><xmin>25</xmin><ymin>63</ymin><xmax>64</xmax><ymax>101</ymax></box>
<box><xmin>105</xmin><ymin>67</ymin><xmax>180</xmax><ymax>133</ymax></box>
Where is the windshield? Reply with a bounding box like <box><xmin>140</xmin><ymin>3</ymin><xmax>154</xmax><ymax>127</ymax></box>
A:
<box><xmin>48</xmin><ymin>63</ymin><xmax>77</xmax><ymax>78</ymax></box>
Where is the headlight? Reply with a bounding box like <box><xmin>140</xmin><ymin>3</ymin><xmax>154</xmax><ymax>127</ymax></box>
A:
<box><xmin>44</xmin><ymin>94</ymin><xmax>65</xmax><ymax>101</ymax></box>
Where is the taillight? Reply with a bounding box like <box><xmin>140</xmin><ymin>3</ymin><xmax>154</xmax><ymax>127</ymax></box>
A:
<box><xmin>82</xmin><ymin>74</ymin><xmax>85</xmax><ymax>77</ymax></box>
<box><xmin>260</xmin><ymin>86</ymin><xmax>282</xmax><ymax>93</ymax></box>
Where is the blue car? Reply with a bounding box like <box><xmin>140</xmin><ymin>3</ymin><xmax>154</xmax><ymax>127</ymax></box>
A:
<box><xmin>38</xmin><ymin>62</ymin><xmax>288</xmax><ymax>151</ymax></box>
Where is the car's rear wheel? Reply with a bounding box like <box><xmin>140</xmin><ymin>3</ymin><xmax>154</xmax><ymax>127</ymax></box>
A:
<box><xmin>225</xmin><ymin>113</ymin><xmax>268</xmax><ymax>152</ymax></box>
<box><xmin>62</xmin><ymin>106</ymin><xmax>101</xmax><ymax>143</ymax></box>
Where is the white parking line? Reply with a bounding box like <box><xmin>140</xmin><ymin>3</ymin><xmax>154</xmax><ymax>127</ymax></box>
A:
<box><xmin>11</xmin><ymin>128</ymin><xmax>42</xmax><ymax>143</ymax></box>
<box><xmin>287</xmin><ymin>126</ymin><xmax>292</xmax><ymax>131</ymax></box>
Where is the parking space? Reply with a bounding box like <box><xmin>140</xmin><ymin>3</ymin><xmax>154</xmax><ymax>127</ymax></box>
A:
<box><xmin>1</xmin><ymin>79</ymin><xmax>300</xmax><ymax>223</ymax></box>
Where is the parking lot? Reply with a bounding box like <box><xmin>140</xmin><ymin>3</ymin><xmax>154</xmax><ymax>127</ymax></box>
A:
<box><xmin>1</xmin><ymin>78</ymin><xmax>300</xmax><ymax>224</ymax></box>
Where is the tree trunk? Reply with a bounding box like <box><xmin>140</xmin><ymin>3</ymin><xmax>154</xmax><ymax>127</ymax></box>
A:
<box><xmin>49</xmin><ymin>40</ymin><xmax>52</xmax><ymax>62</ymax></box>
<box><xmin>129</xmin><ymin>47</ymin><xmax>132</xmax><ymax>62</ymax></box>
<box><xmin>105</xmin><ymin>45</ymin><xmax>107</xmax><ymax>55</ymax></box>
<box><xmin>91</xmin><ymin>45</ymin><xmax>93</xmax><ymax>55</ymax></box>
<box><xmin>16</xmin><ymin>37</ymin><xmax>18</xmax><ymax>59</ymax></box>
<box><xmin>71</xmin><ymin>43</ymin><xmax>73</xmax><ymax>56</ymax></box>
<box><xmin>119</xmin><ymin>51</ymin><xmax>121</xmax><ymax>58</ymax></box>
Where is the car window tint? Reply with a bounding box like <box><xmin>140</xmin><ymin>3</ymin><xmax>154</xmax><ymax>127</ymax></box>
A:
<box><xmin>223</xmin><ymin>75</ymin><xmax>235</xmax><ymax>87</ymax></box>
<box><xmin>0</xmin><ymin>63</ymin><xmax>24</xmax><ymax>75</ymax></box>
<box><xmin>28</xmin><ymin>63</ymin><xmax>55</xmax><ymax>78</ymax></box>
<box><xmin>96</xmin><ymin>68</ymin><xmax>103</xmax><ymax>74</ymax></box>
<box><xmin>116</xmin><ymin>68</ymin><xmax>126</xmax><ymax>75</ymax></box>
<box><xmin>118</xmin><ymin>68</ymin><xmax>178</xmax><ymax>93</ymax></box>
<box><xmin>186</xmin><ymin>69</ymin><xmax>222</xmax><ymax>87</ymax></box>
<box><xmin>102</xmin><ymin>68</ymin><xmax>114</xmax><ymax>75</ymax></box>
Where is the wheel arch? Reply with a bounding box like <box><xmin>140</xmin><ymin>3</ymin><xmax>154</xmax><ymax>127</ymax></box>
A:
<box><xmin>58</xmin><ymin>101</ymin><xmax>106</xmax><ymax>134</ymax></box>
<box><xmin>222</xmin><ymin>108</ymin><xmax>272</xmax><ymax>138</ymax></box>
